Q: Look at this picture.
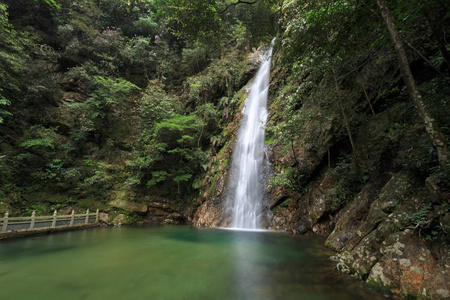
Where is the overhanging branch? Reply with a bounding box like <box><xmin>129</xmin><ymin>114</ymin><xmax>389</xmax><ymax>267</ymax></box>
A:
<box><xmin>218</xmin><ymin>0</ymin><xmax>260</xmax><ymax>14</ymax></box>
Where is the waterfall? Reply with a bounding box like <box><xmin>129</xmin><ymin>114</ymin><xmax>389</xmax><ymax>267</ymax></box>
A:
<box><xmin>226</xmin><ymin>40</ymin><xmax>274</xmax><ymax>229</ymax></box>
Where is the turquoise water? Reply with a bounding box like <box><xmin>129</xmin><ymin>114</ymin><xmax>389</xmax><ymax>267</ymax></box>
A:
<box><xmin>0</xmin><ymin>226</ymin><xmax>384</xmax><ymax>300</ymax></box>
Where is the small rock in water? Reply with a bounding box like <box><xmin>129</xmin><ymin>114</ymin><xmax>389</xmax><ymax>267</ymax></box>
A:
<box><xmin>297</xmin><ymin>224</ymin><xmax>307</xmax><ymax>234</ymax></box>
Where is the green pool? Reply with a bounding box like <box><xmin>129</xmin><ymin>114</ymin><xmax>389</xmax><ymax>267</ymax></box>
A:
<box><xmin>0</xmin><ymin>226</ymin><xmax>384</xmax><ymax>299</ymax></box>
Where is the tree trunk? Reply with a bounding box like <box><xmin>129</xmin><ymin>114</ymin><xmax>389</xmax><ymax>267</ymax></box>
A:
<box><xmin>332</xmin><ymin>71</ymin><xmax>359</xmax><ymax>170</ymax></box>
<box><xmin>376</xmin><ymin>0</ymin><xmax>449</xmax><ymax>168</ymax></box>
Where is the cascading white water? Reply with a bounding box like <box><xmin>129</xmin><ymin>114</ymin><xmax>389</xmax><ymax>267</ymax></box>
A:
<box><xmin>227</xmin><ymin>40</ymin><xmax>274</xmax><ymax>229</ymax></box>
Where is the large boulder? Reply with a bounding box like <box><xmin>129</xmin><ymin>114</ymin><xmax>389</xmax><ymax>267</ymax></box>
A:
<box><xmin>366</xmin><ymin>230</ymin><xmax>450</xmax><ymax>299</ymax></box>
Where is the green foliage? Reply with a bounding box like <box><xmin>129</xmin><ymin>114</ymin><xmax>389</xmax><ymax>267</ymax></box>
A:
<box><xmin>138</xmin><ymin>80</ymin><xmax>175</xmax><ymax>130</ymax></box>
<box><xmin>386</xmin><ymin>123</ymin><xmax>407</xmax><ymax>143</ymax></box>
<box><xmin>160</xmin><ymin>0</ymin><xmax>222</xmax><ymax>43</ymax></box>
<box><xmin>78</xmin><ymin>157</ymin><xmax>113</xmax><ymax>197</ymax></box>
<box><xmin>407</xmin><ymin>203</ymin><xmax>433</xmax><ymax>227</ymax></box>
<box><xmin>282</xmin><ymin>0</ymin><xmax>379</xmax><ymax>67</ymax></box>
<box><xmin>19</xmin><ymin>125</ymin><xmax>57</xmax><ymax>152</ymax></box>
<box><xmin>0</xmin><ymin>0</ymin><xmax>280</xmax><ymax>213</ymax></box>
<box><xmin>131</xmin><ymin>16</ymin><xmax>159</xmax><ymax>36</ymax></box>
<box><xmin>194</xmin><ymin>102</ymin><xmax>220</xmax><ymax>145</ymax></box>
<box><xmin>420</xmin><ymin>75</ymin><xmax>450</xmax><ymax>145</ymax></box>
<box><xmin>90</xmin><ymin>76</ymin><xmax>139</xmax><ymax>105</ymax></box>
<box><xmin>159</xmin><ymin>0</ymin><xmax>277</xmax><ymax>49</ymax></box>
<box><xmin>222</xmin><ymin>0</ymin><xmax>277</xmax><ymax>46</ymax></box>
<box><xmin>154</xmin><ymin>114</ymin><xmax>201</xmax><ymax>146</ymax></box>
<box><xmin>184</xmin><ymin>51</ymin><xmax>248</xmax><ymax>107</ymax></box>
<box><xmin>0</xmin><ymin>90</ymin><xmax>12</xmax><ymax>124</ymax></box>
<box><xmin>43</xmin><ymin>159</ymin><xmax>64</xmax><ymax>181</ymax></box>
<box><xmin>401</xmin><ymin>203</ymin><xmax>447</xmax><ymax>242</ymax></box>
<box><xmin>329</xmin><ymin>153</ymin><xmax>371</xmax><ymax>209</ymax></box>
<box><xmin>0</xmin><ymin>3</ymin><xmax>29</xmax><ymax>104</ymax></box>
<box><xmin>35</xmin><ymin>0</ymin><xmax>59</xmax><ymax>9</ymax></box>
<box><xmin>269</xmin><ymin>166</ymin><xmax>304</xmax><ymax>192</ymax></box>
<box><xmin>430</xmin><ymin>163</ymin><xmax>450</xmax><ymax>190</ymax></box>
<box><xmin>181</xmin><ymin>45</ymin><xmax>209</xmax><ymax>76</ymax></box>
<box><xmin>395</xmin><ymin>129</ymin><xmax>438</xmax><ymax>175</ymax></box>
<box><xmin>0</xmin><ymin>0</ymin><xmax>447</xmax><ymax>229</ymax></box>
<box><xmin>131</xmin><ymin>111</ymin><xmax>209</xmax><ymax>196</ymax></box>
<box><xmin>67</xmin><ymin>75</ymin><xmax>140</xmax><ymax>145</ymax></box>
<box><xmin>147</xmin><ymin>170</ymin><xmax>169</xmax><ymax>186</ymax></box>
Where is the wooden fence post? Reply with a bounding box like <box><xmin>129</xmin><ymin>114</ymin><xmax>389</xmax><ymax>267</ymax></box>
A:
<box><xmin>85</xmin><ymin>209</ymin><xmax>89</xmax><ymax>224</ymax></box>
<box><xmin>95</xmin><ymin>209</ymin><xmax>99</xmax><ymax>223</ymax></box>
<box><xmin>1</xmin><ymin>212</ymin><xmax>9</xmax><ymax>232</ymax></box>
<box><xmin>30</xmin><ymin>211</ymin><xmax>36</xmax><ymax>230</ymax></box>
<box><xmin>70</xmin><ymin>210</ymin><xmax>74</xmax><ymax>226</ymax></box>
<box><xmin>51</xmin><ymin>210</ymin><xmax>57</xmax><ymax>228</ymax></box>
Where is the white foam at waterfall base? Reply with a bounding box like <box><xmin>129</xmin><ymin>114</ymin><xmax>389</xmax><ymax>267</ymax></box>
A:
<box><xmin>226</xmin><ymin>39</ymin><xmax>275</xmax><ymax>230</ymax></box>
<box><xmin>218</xmin><ymin>227</ymin><xmax>270</xmax><ymax>232</ymax></box>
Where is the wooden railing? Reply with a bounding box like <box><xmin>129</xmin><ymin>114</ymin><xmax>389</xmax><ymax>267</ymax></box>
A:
<box><xmin>1</xmin><ymin>209</ymin><xmax>99</xmax><ymax>233</ymax></box>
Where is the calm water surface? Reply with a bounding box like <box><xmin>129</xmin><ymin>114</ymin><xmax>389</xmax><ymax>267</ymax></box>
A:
<box><xmin>0</xmin><ymin>226</ymin><xmax>385</xmax><ymax>300</ymax></box>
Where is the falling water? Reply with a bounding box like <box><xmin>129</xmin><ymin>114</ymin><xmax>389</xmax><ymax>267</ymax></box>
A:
<box><xmin>227</xmin><ymin>40</ymin><xmax>274</xmax><ymax>229</ymax></box>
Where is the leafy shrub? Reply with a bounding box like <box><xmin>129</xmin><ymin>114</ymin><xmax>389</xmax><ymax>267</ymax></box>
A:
<box><xmin>181</xmin><ymin>45</ymin><xmax>209</xmax><ymax>76</ymax></box>
<box><xmin>129</xmin><ymin>16</ymin><xmax>159</xmax><ymax>36</ymax></box>
<box><xmin>0</xmin><ymin>91</ymin><xmax>12</xmax><ymax>124</ymax></box>
<box><xmin>19</xmin><ymin>125</ymin><xmax>58</xmax><ymax>153</ymax></box>
<box><xmin>269</xmin><ymin>166</ymin><xmax>304</xmax><ymax>192</ymax></box>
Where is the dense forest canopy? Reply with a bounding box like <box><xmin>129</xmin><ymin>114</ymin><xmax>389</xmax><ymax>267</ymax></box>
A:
<box><xmin>0</xmin><ymin>0</ymin><xmax>278</xmax><ymax>215</ymax></box>
<box><xmin>0</xmin><ymin>0</ymin><xmax>448</xmax><ymax>225</ymax></box>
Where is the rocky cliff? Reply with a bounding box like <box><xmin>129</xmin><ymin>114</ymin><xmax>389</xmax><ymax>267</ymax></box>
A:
<box><xmin>192</xmin><ymin>45</ymin><xmax>450</xmax><ymax>298</ymax></box>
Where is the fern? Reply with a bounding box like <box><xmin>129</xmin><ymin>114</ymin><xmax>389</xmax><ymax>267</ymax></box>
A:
<box><xmin>20</xmin><ymin>137</ymin><xmax>55</xmax><ymax>150</ymax></box>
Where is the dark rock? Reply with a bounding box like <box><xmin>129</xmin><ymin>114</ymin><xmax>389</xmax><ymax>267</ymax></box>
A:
<box><xmin>297</xmin><ymin>224</ymin><xmax>307</xmax><ymax>234</ymax></box>
<box><xmin>326</xmin><ymin>183</ymin><xmax>375</xmax><ymax>251</ymax></box>
<box><xmin>425</xmin><ymin>176</ymin><xmax>443</xmax><ymax>204</ymax></box>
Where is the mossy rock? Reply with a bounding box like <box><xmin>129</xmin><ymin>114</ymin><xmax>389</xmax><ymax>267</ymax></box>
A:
<box><xmin>109</xmin><ymin>190</ymin><xmax>147</xmax><ymax>214</ymax></box>
<box><xmin>365</xmin><ymin>277</ymin><xmax>393</xmax><ymax>297</ymax></box>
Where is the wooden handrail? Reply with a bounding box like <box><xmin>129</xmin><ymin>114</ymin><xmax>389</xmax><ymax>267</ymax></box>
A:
<box><xmin>0</xmin><ymin>209</ymin><xmax>99</xmax><ymax>233</ymax></box>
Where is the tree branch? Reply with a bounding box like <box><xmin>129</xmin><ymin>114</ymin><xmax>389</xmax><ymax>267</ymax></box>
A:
<box><xmin>218</xmin><ymin>0</ymin><xmax>260</xmax><ymax>14</ymax></box>
<box><xmin>402</xmin><ymin>38</ymin><xmax>446</xmax><ymax>77</ymax></box>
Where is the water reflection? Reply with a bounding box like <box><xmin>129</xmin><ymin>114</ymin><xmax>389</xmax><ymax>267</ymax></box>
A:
<box><xmin>0</xmin><ymin>227</ymin><xmax>385</xmax><ymax>300</ymax></box>
<box><xmin>230</xmin><ymin>230</ymin><xmax>267</xmax><ymax>299</ymax></box>
<box><xmin>224</xmin><ymin>229</ymin><xmax>384</xmax><ymax>300</ymax></box>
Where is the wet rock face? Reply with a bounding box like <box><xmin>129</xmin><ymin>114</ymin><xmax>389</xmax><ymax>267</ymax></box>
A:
<box><xmin>245</xmin><ymin>46</ymin><xmax>269</xmax><ymax>74</ymax></box>
<box><xmin>192</xmin><ymin>157</ymin><xmax>231</xmax><ymax>227</ymax></box>
<box><xmin>145</xmin><ymin>201</ymin><xmax>186</xmax><ymax>225</ymax></box>
<box><xmin>192</xmin><ymin>198</ymin><xmax>226</xmax><ymax>227</ymax></box>
<box><xmin>308</xmin><ymin>173</ymin><xmax>337</xmax><ymax>223</ymax></box>
<box><xmin>101</xmin><ymin>190</ymin><xmax>186</xmax><ymax>225</ymax></box>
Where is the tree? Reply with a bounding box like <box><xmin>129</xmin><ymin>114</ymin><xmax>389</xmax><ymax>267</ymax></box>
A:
<box><xmin>159</xmin><ymin>0</ymin><xmax>277</xmax><ymax>47</ymax></box>
<box><xmin>160</xmin><ymin>0</ymin><xmax>223</xmax><ymax>43</ymax></box>
<box><xmin>0</xmin><ymin>3</ymin><xmax>29</xmax><ymax>123</ymax></box>
<box><xmin>376</xmin><ymin>0</ymin><xmax>449</xmax><ymax>167</ymax></box>
<box><xmin>140</xmin><ymin>114</ymin><xmax>207</xmax><ymax>195</ymax></box>
<box><xmin>280</xmin><ymin>0</ymin><xmax>449</xmax><ymax>169</ymax></box>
